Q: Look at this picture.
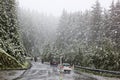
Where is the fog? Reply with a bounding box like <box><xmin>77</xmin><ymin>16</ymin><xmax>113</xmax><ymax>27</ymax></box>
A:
<box><xmin>18</xmin><ymin>0</ymin><xmax>116</xmax><ymax>16</ymax></box>
<box><xmin>17</xmin><ymin>0</ymin><xmax>120</xmax><ymax>71</ymax></box>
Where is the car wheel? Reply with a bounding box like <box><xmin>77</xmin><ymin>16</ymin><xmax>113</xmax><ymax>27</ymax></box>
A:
<box><xmin>68</xmin><ymin>70</ymin><xmax>71</xmax><ymax>74</ymax></box>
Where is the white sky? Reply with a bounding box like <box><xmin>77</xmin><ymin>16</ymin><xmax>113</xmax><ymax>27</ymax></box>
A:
<box><xmin>18</xmin><ymin>0</ymin><xmax>117</xmax><ymax>16</ymax></box>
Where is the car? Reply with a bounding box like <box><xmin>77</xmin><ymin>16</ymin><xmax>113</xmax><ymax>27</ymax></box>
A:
<box><xmin>58</xmin><ymin>63</ymin><xmax>72</xmax><ymax>73</ymax></box>
<box><xmin>50</xmin><ymin>60</ymin><xmax>58</xmax><ymax>67</ymax></box>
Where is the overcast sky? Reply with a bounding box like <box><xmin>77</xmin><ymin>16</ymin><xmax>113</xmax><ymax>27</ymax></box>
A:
<box><xmin>18</xmin><ymin>0</ymin><xmax>117</xmax><ymax>16</ymax></box>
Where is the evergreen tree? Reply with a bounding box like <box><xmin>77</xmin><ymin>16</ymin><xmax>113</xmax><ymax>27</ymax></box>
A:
<box><xmin>90</xmin><ymin>0</ymin><xmax>102</xmax><ymax>43</ymax></box>
<box><xmin>0</xmin><ymin>0</ymin><xmax>27</xmax><ymax>69</ymax></box>
<box><xmin>56</xmin><ymin>10</ymin><xmax>69</xmax><ymax>50</ymax></box>
<box><xmin>109</xmin><ymin>0</ymin><xmax>120</xmax><ymax>50</ymax></box>
<box><xmin>107</xmin><ymin>0</ymin><xmax>120</xmax><ymax>70</ymax></box>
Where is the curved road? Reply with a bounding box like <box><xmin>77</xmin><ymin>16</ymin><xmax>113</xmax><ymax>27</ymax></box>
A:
<box><xmin>17</xmin><ymin>62</ymin><xmax>97</xmax><ymax>80</ymax></box>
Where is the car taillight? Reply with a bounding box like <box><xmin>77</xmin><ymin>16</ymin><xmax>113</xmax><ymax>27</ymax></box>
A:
<box><xmin>60</xmin><ymin>66</ymin><xmax>64</xmax><ymax>68</ymax></box>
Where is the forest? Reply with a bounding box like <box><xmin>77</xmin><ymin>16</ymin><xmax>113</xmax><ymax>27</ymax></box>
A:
<box><xmin>42</xmin><ymin>0</ymin><xmax>120</xmax><ymax>71</ymax></box>
<box><xmin>0</xmin><ymin>0</ymin><xmax>120</xmax><ymax>71</ymax></box>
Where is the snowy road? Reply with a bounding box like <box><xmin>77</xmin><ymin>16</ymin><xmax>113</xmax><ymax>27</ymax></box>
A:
<box><xmin>16</xmin><ymin>62</ymin><xmax>97</xmax><ymax>80</ymax></box>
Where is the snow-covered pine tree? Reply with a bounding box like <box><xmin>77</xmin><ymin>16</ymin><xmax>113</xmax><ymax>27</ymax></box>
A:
<box><xmin>56</xmin><ymin>10</ymin><xmax>69</xmax><ymax>50</ymax></box>
<box><xmin>90</xmin><ymin>0</ymin><xmax>102</xmax><ymax>43</ymax></box>
<box><xmin>0</xmin><ymin>0</ymin><xmax>27</xmax><ymax>69</ymax></box>
<box><xmin>108</xmin><ymin>0</ymin><xmax>120</xmax><ymax>70</ymax></box>
<box><xmin>109</xmin><ymin>0</ymin><xmax>120</xmax><ymax>49</ymax></box>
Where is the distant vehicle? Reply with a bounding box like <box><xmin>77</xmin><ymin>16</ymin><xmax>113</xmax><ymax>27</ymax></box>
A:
<box><xmin>50</xmin><ymin>60</ymin><xmax>58</xmax><ymax>67</ymax></box>
<box><xmin>41</xmin><ymin>59</ymin><xmax>44</xmax><ymax>64</ymax></box>
<box><xmin>58</xmin><ymin>63</ymin><xmax>72</xmax><ymax>73</ymax></box>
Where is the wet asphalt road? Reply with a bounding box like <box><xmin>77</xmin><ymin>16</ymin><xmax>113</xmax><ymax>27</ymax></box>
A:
<box><xmin>17</xmin><ymin>62</ymin><xmax>97</xmax><ymax>80</ymax></box>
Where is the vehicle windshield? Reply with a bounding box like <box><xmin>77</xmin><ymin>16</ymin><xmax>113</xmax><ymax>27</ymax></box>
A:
<box><xmin>63</xmin><ymin>63</ymin><xmax>70</xmax><ymax>66</ymax></box>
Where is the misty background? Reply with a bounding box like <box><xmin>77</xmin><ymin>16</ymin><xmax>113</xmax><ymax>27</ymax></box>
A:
<box><xmin>18</xmin><ymin>0</ymin><xmax>114</xmax><ymax>16</ymax></box>
<box><xmin>17</xmin><ymin>0</ymin><xmax>120</xmax><ymax>71</ymax></box>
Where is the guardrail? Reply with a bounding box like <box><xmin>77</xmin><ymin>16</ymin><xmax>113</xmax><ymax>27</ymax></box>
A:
<box><xmin>75</xmin><ymin>65</ymin><xmax>120</xmax><ymax>75</ymax></box>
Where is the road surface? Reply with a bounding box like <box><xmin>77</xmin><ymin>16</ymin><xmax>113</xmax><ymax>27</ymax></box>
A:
<box><xmin>16</xmin><ymin>62</ymin><xmax>97</xmax><ymax>80</ymax></box>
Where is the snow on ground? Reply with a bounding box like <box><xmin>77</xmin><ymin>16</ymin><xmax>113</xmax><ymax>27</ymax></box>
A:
<box><xmin>0</xmin><ymin>70</ymin><xmax>25</xmax><ymax>80</ymax></box>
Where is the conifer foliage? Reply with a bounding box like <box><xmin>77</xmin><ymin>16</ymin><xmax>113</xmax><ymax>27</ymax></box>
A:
<box><xmin>56</xmin><ymin>0</ymin><xmax>120</xmax><ymax>71</ymax></box>
<box><xmin>0</xmin><ymin>0</ymin><xmax>26</xmax><ymax>69</ymax></box>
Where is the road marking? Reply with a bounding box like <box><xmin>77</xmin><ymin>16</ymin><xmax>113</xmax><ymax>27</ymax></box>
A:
<box><xmin>59</xmin><ymin>72</ymin><xmax>63</xmax><ymax>80</ymax></box>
